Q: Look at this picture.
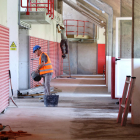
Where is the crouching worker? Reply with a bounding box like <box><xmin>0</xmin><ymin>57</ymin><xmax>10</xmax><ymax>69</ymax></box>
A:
<box><xmin>33</xmin><ymin>45</ymin><xmax>53</xmax><ymax>107</ymax></box>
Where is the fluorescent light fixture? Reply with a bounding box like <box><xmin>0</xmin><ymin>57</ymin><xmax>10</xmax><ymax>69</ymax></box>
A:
<box><xmin>77</xmin><ymin>1</ymin><xmax>99</xmax><ymax>16</ymax></box>
<box><xmin>83</xmin><ymin>0</ymin><xmax>100</xmax><ymax>10</ymax></box>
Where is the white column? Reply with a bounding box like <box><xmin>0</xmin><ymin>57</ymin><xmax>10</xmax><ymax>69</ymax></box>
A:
<box><xmin>108</xmin><ymin>56</ymin><xmax>111</xmax><ymax>93</ymax></box>
<box><xmin>0</xmin><ymin>0</ymin><xmax>7</xmax><ymax>26</ymax></box>
<box><xmin>131</xmin><ymin>58</ymin><xmax>140</xmax><ymax>124</ymax></box>
<box><xmin>7</xmin><ymin>0</ymin><xmax>19</xmax><ymax>96</ymax></box>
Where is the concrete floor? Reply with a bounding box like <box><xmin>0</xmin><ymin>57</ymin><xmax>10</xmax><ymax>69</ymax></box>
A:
<box><xmin>0</xmin><ymin>75</ymin><xmax>140</xmax><ymax>140</ymax></box>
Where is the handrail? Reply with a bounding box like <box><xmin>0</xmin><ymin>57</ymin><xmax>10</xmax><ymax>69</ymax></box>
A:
<box><xmin>64</xmin><ymin>19</ymin><xmax>89</xmax><ymax>37</ymax></box>
<box><xmin>20</xmin><ymin>0</ymin><xmax>54</xmax><ymax>19</ymax></box>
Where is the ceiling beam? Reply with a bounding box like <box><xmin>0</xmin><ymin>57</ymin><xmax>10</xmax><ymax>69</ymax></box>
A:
<box><xmin>63</xmin><ymin>0</ymin><xmax>104</xmax><ymax>27</ymax></box>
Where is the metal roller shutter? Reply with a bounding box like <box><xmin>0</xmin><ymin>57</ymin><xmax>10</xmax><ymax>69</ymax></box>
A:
<box><xmin>49</xmin><ymin>41</ymin><xmax>55</xmax><ymax>78</ymax></box>
<box><xmin>55</xmin><ymin>42</ymin><xmax>59</xmax><ymax>77</ymax></box>
<box><xmin>29</xmin><ymin>36</ymin><xmax>49</xmax><ymax>88</ymax></box>
<box><xmin>29</xmin><ymin>37</ymin><xmax>62</xmax><ymax>88</ymax></box>
<box><xmin>58</xmin><ymin>43</ymin><xmax>63</xmax><ymax>75</ymax></box>
<box><xmin>0</xmin><ymin>25</ymin><xmax>9</xmax><ymax>113</ymax></box>
<box><xmin>29</xmin><ymin>36</ymin><xmax>40</xmax><ymax>88</ymax></box>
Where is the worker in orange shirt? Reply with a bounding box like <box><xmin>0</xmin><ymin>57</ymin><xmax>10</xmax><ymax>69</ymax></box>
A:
<box><xmin>33</xmin><ymin>45</ymin><xmax>53</xmax><ymax>107</ymax></box>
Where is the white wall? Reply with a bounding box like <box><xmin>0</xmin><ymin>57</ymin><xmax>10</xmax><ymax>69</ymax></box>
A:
<box><xmin>20</xmin><ymin>0</ymin><xmax>26</xmax><ymax>12</ymax></box>
<box><xmin>97</xmin><ymin>26</ymin><xmax>105</xmax><ymax>44</ymax></box>
<box><xmin>29</xmin><ymin>11</ymin><xmax>62</xmax><ymax>42</ymax></box>
<box><xmin>0</xmin><ymin>0</ymin><xmax>7</xmax><ymax>26</ymax></box>
<box><xmin>7</xmin><ymin>0</ymin><xmax>19</xmax><ymax>96</ymax></box>
<box><xmin>63</xmin><ymin>2</ymin><xmax>88</xmax><ymax>21</ymax></box>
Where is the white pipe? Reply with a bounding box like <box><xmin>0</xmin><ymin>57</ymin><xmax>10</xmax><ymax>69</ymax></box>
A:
<box><xmin>77</xmin><ymin>1</ymin><xmax>99</xmax><ymax>17</ymax></box>
<box><xmin>83</xmin><ymin>0</ymin><xmax>100</xmax><ymax>10</ymax></box>
<box><xmin>81</xmin><ymin>12</ymin><xmax>101</xmax><ymax>26</ymax></box>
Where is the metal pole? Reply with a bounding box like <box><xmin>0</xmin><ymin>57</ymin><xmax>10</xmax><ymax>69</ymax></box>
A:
<box><xmin>26</xmin><ymin>0</ymin><xmax>30</xmax><ymax>15</ymax></box>
<box><xmin>48</xmin><ymin>0</ymin><xmax>49</xmax><ymax>15</ymax></box>
<box><xmin>36</xmin><ymin>0</ymin><xmax>37</xmax><ymax>11</ymax></box>
<box><xmin>83</xmin><ymin>21</ymin><xmax>85</xmax><ymax>37</ymax></box>
<box><xmin>68</xmin><ymin>41</ymin><xmax>71</xmax><ymax>78</ymax></box>
<box><xmin>49</xmin><ymin>0</ymin><xmax>52</xmax><ymax>17</ymax></box>
<box><xmin>66</xmin><ymin>20</ymin><xmax>68</xmax><ymax>36</ymax></box>
<box><xmin>52</xmin><ymin>0</ymin><xmax>53</xmax><ymax>19</ymax></box>
<box><xmin>77</xmin><ymin>20</ymin><xmax>78</xmax><ymax>36</ymax></box>
<box><xmin>132</xmin><ymin>0</ymin><xmax>134</xmax><ymax>77</ymax></box>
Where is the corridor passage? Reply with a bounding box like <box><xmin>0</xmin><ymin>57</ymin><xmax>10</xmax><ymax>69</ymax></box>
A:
<box><xmin>1</xmin><ymin>75</ymin><xmax>140</xmax><ymax>140</ymax></box>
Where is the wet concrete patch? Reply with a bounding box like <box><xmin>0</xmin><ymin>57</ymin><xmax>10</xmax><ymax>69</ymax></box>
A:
<box><xmin>70</xmin><ymin>119</ymin><xmax>140</xmax><ymax>140</ymax></box>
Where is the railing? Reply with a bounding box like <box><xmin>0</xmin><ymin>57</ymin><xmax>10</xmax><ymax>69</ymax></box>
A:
<box><xmin>21</xmin><ymin>0</ymin><xmax>54</xmax><ymax>19</ymax></box>
<box><xmin>64</xmin><ymin>19</ymin><xmax>89</xmax><ymax>37</ymax></box>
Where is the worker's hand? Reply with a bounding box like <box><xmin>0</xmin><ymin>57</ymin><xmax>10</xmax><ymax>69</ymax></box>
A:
<box><xmin>35</xmin><ymin>69</ymin><xmax>39</xmax><ymax>73</ymax></box>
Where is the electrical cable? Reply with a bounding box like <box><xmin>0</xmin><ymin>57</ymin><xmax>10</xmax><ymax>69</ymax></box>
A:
<box><xmin>5</xmin><ymin>125</ymin><xmax>12</xmax><ymax>131</ymax></box>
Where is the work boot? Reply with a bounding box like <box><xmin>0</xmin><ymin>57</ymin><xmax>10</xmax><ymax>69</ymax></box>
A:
<box><xmin>43</xmin><ymin>95</ymin><xmax>48</xmax><ymax>107</ymax></box>
<box><xmin>39</xmin><ymin>97</ymin><xmax>44</xmax><ymax>102</ymax></box>
<box><xmin>62</xmin><ymin>54</ymin><xmax>66</xmax><ymax>59</ymax></box>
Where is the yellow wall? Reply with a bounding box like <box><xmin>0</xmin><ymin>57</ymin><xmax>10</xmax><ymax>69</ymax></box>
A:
<box><xmin>0</xmin><ymin>0</ymin><xmax>7</xmax><ymax>26</ymax></box>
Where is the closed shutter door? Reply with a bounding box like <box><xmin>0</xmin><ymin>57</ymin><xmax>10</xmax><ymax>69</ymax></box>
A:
<box><xmin>29</xmin><ymin>36</ymin><xmax>40</xmax><ymax>88</ymax></box>
<box><xmin>29</xmin><ymin>37</ymin><xmax>62</xmax><ymax>88</ymax></box>
<box><xmin>58</xmin><ymin>43</ymin><xmax>63</xmax><ymax>75</ymax></box>
<box><xmin>55</xmin><ymin>42</ymin><xmax>59</xmax><ymax>77</ymax></box>
<box><xmin>0</xmin><ymin>25</ymin><xmax>9</xmax><ymax>113</ymax></box>
<box><xmin>44</xmin><ymin>40</ymin><xmax>48</xmax><ymax>54</ymax></box>
<box><xmin>37</xmin><ymin>38</ymin><xmax>45</xmax><ymax>85</ymax></box>
<box><xmin>29</xmin><ymin>36</ymin><xmax>48</xmax><ymax>88</ymax></box>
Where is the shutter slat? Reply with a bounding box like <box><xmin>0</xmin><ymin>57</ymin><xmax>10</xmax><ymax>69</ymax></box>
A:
<box><xmin>0</xmin><ymin>25</ymin><xmax>9</xmax><ymax>113</ymax></box>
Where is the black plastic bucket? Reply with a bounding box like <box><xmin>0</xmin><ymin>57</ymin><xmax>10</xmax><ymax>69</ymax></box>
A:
<box><xmin>46</xmin><ymin>94</ymin><xmax>59</xmax><ymax>107</ymax></box>
<box><xmin>31</xmin><ymin>71</ymin><xmax>41</xmax><ymax>81</ymax></box>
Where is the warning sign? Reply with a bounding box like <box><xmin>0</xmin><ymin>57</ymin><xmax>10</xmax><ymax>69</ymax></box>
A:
<box><xmin>10</xmin><ymin>42</ymin><xmax>17</xmax><ymax>51</ymax></box>
<box><xmin>10</xmin><ymin>48</ymin><xmax>17</xmax><ymax>50</ymax></box>
<box><xmin>10</xmin><ymin>42</ymin><xmax>16</xmax><ymax>48</ymax></box>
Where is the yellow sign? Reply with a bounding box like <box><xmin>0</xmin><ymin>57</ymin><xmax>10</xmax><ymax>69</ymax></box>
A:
<box><xmin>10</xmin><ymin>42</ymin><xmax>17</xmax><ymax>48</ymax></box>
<box><xmin>10</xmin><ymin>48</ymin><xmax>17</xmax><ymax>50</ymax></box>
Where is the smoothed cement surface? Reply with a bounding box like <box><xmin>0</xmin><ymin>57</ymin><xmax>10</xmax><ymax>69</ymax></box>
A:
<box><xmin>0</xmin><ymin>75</ymin><xmax>140</xmax><ymax>140</ymax></box>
